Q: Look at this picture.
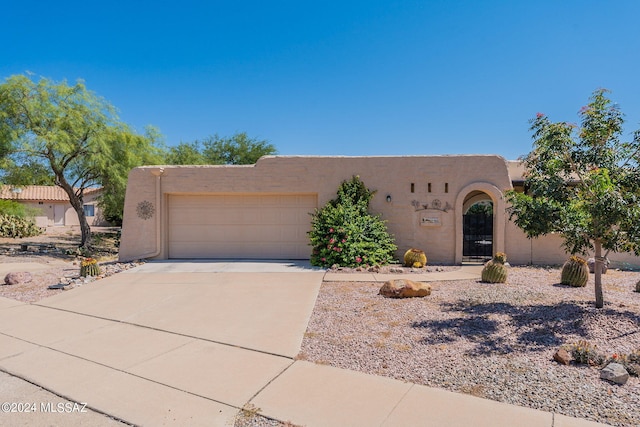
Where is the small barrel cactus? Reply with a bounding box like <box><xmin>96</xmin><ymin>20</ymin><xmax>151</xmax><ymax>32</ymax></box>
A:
<box><xmin>561</xmin><ymin>256</ymin><xmax>589</xmax><ymax>287</ymax></box>
<box><xmin>80</xmin><ymin>258</ymin><xmax>101</xmax><ymax>277</ymax></box>
<box><xmin>481</xmin><ymin>252</ymin><xmax>508</xmax><ymax>283</ymax></box>
<box><xmin>404</xmin><ymin>248</ymin><xmax>427</xmax><ymax>268</ymax></box>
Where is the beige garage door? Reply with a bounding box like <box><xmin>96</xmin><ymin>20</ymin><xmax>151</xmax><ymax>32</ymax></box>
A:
<box><xmin>168</xmin><ymin>194</ymin><xmax>317</xmax><ymax>259</ymax></box>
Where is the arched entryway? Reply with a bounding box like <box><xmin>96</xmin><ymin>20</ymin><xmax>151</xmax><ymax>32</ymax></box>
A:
<box><xmin>462</xmin><ymin>191</ymin><xmax>493</xmax><ymax>262</ymax></box>
<box><xmin>454</xmin><ymin>183</ymin><xmax>506</xmax><ymax>264</ymax></box>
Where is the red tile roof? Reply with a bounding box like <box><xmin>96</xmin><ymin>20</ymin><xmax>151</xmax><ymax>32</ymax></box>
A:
<box><xmin>0</xmin><ymin>186</ymin><xmax>101</xmax><ymax>201</ymax></box>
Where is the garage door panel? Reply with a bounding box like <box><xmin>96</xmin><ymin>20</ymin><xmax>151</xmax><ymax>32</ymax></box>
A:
<box><xmin>168</xmin><ymin>194</ymin><xmax>316</xmax><ymax>259</ymax></box>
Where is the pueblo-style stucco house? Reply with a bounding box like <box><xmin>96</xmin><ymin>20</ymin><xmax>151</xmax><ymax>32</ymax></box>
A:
<box><xmin>0</xmin><ymin>185</ymin><xmax>106</xmax><ymax>228</ymax></box>
<box><xmin>118</xmin><ymin>155</ymin><xmax>640</xmax><ymax>267</ymax></box>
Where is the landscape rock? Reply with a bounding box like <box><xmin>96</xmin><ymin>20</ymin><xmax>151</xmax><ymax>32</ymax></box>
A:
<box><xmin>553</xmin><ymin>348</ymin><xmax>572</xmax><ymax>365</ymax></box>
<box><xmin>379</xmin><ymin>279</ymin><xmax>431</xmax><ymax>298</ymax></box>
<box><xmin>587</xmin><ymin>258</ymin><xmax>609</xmax><ymax>274</ymax></box>
<box><xmin>4</xmin><ymin>272</ymin><xmax>33</xmax><ymax>286</ymax></box>
<box><xmin>600</xmin><ymin>362</ymin><xmax>629</xmax><ymax>385</ymax></box>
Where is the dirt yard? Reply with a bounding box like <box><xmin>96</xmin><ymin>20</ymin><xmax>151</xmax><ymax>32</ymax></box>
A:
<box><xmin>0</xmin><ymin>227</ymin><xmax>141</xmax><ymax>302</ymax></box>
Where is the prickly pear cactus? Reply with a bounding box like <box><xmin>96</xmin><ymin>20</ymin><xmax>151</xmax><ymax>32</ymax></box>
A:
<box><xmin>404</xmin><ymin>248</ymin><xmax>427</xmax><ymax>268</ymax></box>
<box><xmin>561</xmin><ymin>256</ymin><xmax>589</xmax><ymax>287</ymax></box>
<box><xmin>80</xmin><ymin>258</ymin><xmax>101</xmax><ymax>277</ymax></box>
<box><xmin>481</xmin><ymin>252</ymin><xmax>508</xmax><ymax>283</ymax></box>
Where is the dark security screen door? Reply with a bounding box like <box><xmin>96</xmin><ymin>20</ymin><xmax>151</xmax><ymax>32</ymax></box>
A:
<box><xmin>463</xmin><ymin>213</ymin><xmax>493</xmax><ymax>262</ymax></box>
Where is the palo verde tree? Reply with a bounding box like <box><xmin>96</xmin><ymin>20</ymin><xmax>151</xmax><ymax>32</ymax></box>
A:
<box><xmin>507</xmin><ymin>89</ymin><xmax>640</xmax><ymax>308</ymax></box>
<box><xmin>0</xmin><ymin>74</ymin><xmax>163</xmax><ymax>249</ymax></box>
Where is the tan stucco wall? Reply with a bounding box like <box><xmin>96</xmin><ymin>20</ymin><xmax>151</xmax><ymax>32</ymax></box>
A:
<box><xmin>119</xmin><ymin>155</ymin><xmax>513</xmax><ymax>263</ymax></box>
<box><xmin>20</xmin><ymin>192</ymin><xmax>106</xmax><ymax>228</ymax></box>
<box><xmin>118</xmin><ymin>155</ymin><xmax>640</xmax><ymax>268</ymax></box>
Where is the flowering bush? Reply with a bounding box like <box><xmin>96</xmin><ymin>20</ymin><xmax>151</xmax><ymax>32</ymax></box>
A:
<box><xmin>570</xmin><ymin>340</ymin><xmax>604</xmax><ymax>366</ymax></box>
<box><xmin>308</xmin><ymin>176</ymin><xmax>397</xmax><ymax>267</ymax></box>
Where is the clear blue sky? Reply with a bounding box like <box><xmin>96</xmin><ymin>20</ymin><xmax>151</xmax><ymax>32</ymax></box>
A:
<box><xmin>2</xmin><ymin>1</ymin><xmax>639</xmax><ymax>160</ymax></box>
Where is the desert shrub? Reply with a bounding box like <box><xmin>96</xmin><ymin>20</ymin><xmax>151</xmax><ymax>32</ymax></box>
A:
<box><xmin>309</xmin><ymin>176</ymin><xmax>397</xmax><ymax>267</ymax></box>
<box><xmin>570</xmin><ymin>340</ymin><xmax>605</xmax><ymax>366</ymax></box>
<box><xmin>0</xmin><ymin>200</ymin><xmax>40</xmax><ymax>218</ymax></box>
<box><xmin>0</xmin><ymin>213</ymin><xmax>42</xmax><ymax>238</ymax></box>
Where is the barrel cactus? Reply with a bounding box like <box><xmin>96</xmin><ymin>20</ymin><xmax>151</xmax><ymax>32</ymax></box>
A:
<box><xmin>80</xmin><ymin>258</ymin><xmax>101</xmax><ymax>277</ymax></box>
<box><xmin>561</xmin><ymin>256</ymin><xmax>589</xmax><ymax>287</ymax></box>
<box><xmin>481</xmin><ymin>252</ymin><xmax>508</xmax><ymax>283</ymax></box>
<box><xmin>404</xmin><ymin>248</ymin><xmax>427</xmax><ymax>268</ymax></box>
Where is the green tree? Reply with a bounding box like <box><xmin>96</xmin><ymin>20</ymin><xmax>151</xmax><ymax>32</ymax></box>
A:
<box><xmin>98</xmin><ymin>127</ymin><xmax>165</xmax><ymax>225</ymax></box>
<box><xmin>0</xmin><ymin>157</ymin><xmax>55</xmax><ymax>185</ymax></box>
<box><xmin>201</xmin><ymin>132</ymin><xmax>276</xmax><ymax>164</ymax></box>
<box><xmin>309</xmin><ymin>176</ymin><xmax>397</xmax><ymax>267</ymax></box>
<box><xmin>165</xmin><ymin>141</ymin><xmax>206</xmax><ymax>165</ymax></box>
<box><xmin>506</xmin><ymin>89</ymin><xmax>640</xmax><ymax>308</ymax></box>
<box><xmin>0</xmin><ymin>74</ymin><xmax>163</xmax><ymax>248</ymax></box>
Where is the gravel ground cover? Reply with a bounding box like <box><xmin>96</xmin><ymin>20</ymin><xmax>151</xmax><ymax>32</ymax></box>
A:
<box><xmin>4</xmin><ymin>229</ymin><xmax>639</xmax><ymax>426</ymax></box>
<box><xmin>300</xmin><ymin>266</ymin><xmax>640</xmax><ymax>427</ymax></box>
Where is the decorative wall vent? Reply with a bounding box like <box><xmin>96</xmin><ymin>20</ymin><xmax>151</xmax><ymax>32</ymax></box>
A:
<box><xmin>136</xmin><ymin>200</ymin><xmax>155</xmax><ymax>220</ymax></box>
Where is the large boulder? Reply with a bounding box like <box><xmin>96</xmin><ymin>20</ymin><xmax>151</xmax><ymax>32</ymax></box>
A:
<box><xmin>600</xmin><ymin>362</ymin><xmax>629</xmax><ymax>385</ymax></box>
<box><xmin>4</xmin><ymin>272</ymin><xmax>33</xmax><ymax>286</ymax></box>
<box><xmin>379</xmin><ymin>279</ymin><xmax>431</xmax><ymax>298</ymax></box>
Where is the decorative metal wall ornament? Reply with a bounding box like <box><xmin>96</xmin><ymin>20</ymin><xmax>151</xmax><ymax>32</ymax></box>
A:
<box><xmin>411</xmin><ymin>199</ymin><xmax>452</xmax><ymax>213</ymax></box>
<box><xmin>136</xmin><ymin>200</ymin><xmax>155</xmax><ymax>220</ymax></box>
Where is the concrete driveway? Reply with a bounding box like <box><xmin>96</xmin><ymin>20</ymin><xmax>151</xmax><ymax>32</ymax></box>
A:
<box><xmin>0</xmin><ymin>261</ymin><xmax>608</xmax><ymax>427</ymax></box>
<box><xmin>0</xmin><ymin>260</ymin><xmax>324</xmax><ymax>426</ymax></box>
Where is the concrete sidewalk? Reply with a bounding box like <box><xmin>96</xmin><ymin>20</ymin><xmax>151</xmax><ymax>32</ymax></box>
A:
<box><xmin>0</xmin><ymin>261</ymin><xmax>608</xmax><ymax>426</ymax></box>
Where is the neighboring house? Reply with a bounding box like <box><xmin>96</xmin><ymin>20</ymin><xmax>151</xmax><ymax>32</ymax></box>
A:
<box><xmin>118</xmin><ymin>155</ymin><xmax>640</xmax><ymax>268</ymax></box>
<box><xmin>0</xmin><ymin>185</ymin><xmax>107</xmax><ymax>228</ymax></box>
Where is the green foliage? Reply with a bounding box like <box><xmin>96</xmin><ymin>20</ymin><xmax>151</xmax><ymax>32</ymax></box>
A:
<box><xmin>0</xmin><ymin>200</ymin><xmax>39</xmax><ymax>218</ymax></box>
<box><xmin>0</xmin><ymin>213</ymin><xmax>42</xmax><ymax>238</ymax></box>
<box><xmin>560</xmin><ymin>256</ymin><xmax>589</xmax><ymax>287</ymax></box>
<box><xmin>506</xmin><ymin>89</ymin><xmax>640</xmax><ymax>308</ymax></box>
<box><xmin>201</xmin><ymin>132</ymin><xmax>276</xmax><ymax>165</ymax></box>
<box><xmin>467</xmin><ymin>201</ymin><xmax>493</xmax><ymax>215</ymax></box>
<box><xmin>164</xmin><ymin>133</ymin><xmax>275</xmax><ymax>166</ymax></box>
<box><xmin>0</xmin><ymin>74</ymin><xmax>165</xmax><ymax>244</ymax></box>
<box><xmin>570</xmin><ymin>340</ymin><xmax>605</xmax><ymax>366</ymax></box>
<box><xmin>404</xmin><ymin>248</ymin><xmax>427</xmax><ymax>268</ymax></box>
<box><xmin>97</xmin><ymin>127</ymin><xmax>165</xmax><ymax>225</ymax></box>
<box><xmin>165</xmin><ymin>141</ymin><xmax>207</xmax><ymax>165</ymax></box>
<box><xmin>309</xmin><ymin>176</ymin><xmax>397</xmax><ymax>267</ymax></box>
<box><xmin>0</xmin><ymin>158</ymin><xmax>55</xmax><ymax>185</ymax></box>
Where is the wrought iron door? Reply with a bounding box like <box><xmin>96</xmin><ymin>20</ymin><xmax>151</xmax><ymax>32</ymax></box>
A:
<box><xmin>463</xmin><ymin>213</ymin><xmax>493</xmax><ymax>262</ymax></box>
